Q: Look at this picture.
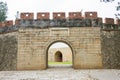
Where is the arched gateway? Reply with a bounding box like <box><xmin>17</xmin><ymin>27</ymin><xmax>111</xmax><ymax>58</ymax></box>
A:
<box><xmin>17</xmin><ymin>12</ymin><xmax>104</xmax><ymax>70</ymax></box>
<box><xmin>46</xmin><ymin>40</ymin><xmax>74</xmax><ymax>68</ymax></box>
<box><xmin>17</xmin><ymin>27</ymin><xmax>103</xmax><ymax>70</ymax></box>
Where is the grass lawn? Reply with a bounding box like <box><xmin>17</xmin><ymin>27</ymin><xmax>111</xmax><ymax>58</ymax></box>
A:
<box><xmin>48</xmin><ymin>62</ymin><xmax>72</xmax><ymax>65</ymax></box>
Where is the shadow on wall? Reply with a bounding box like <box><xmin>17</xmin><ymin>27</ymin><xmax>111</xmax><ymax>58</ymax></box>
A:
<box><xmin>0</xmin><ymin>34</ymin><xmax>17</xmax><ymax>71</ymax></box>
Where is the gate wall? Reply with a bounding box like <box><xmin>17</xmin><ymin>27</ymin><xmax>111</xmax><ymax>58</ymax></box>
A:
<box><xmin>17</xmin><ymin>27</ymin><xmax>102</xmax><ymax>70</ymax></box>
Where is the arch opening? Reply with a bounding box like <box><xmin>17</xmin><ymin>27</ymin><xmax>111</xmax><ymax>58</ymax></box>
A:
<box><xmin>47</xmin><ymin>41</ymin><xmax>73</xmax><ymax>68</ymax></box>
<box><xmin>55</xmin><ymin>51</ymin><xmax>63</xmax><ymax>62</ymax></box>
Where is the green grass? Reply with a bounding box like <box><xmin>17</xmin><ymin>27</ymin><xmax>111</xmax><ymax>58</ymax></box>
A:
<box><xmin>48</xmin><ymin>62</ymin><xmax>72</xmax><ymax>65</ymax></box>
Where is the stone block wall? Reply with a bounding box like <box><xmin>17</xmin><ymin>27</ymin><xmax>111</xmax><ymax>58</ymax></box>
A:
<box><xmin>0</xmin><ymin>11</ymin><xmax>120</xmax><ymax>70</ymax></box>
<box><xmin>17</xmin><ymin>27</ymin><xmax>102</xmax><ymax>70</ymax></box>
<box><xmin>101</xmin><ymin>30</ymin><xmax>120</xmax><ymax>69</ymax></box>
<box><xmin>48</xmin><ymin>47</ymin><xmax>72</xmax><ymax>62</ymax></box>
<box><xmin>0</xmin><ymin>32</ymin><xmax>17</xmax><ymax>70</ymax></box>
<box><xmin>0</xmin><ymin>27</ymin><xmax>120</xmax><ymax>70</ymax></box>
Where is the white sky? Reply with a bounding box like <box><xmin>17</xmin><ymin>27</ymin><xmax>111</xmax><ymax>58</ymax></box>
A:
<box><xmin>50</xmin><ymin>42</ymin><xmax>69</xmax><ymax>48</ymax></box>
<box><xmin>1</xmin><ymin>0</ymin><xmax>118</xmax><ymax>20</ymax></box>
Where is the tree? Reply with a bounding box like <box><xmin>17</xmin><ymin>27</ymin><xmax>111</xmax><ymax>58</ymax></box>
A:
<box><xmin>100</xmin><ymin>0</ymin><xmax>115</xmax><ymax>3</ymax></box>
<box><xmin>0</xmin><ymin>1</ymin><xmax>8</xmax><ymax>22</ymax></box>
<box><xmin>101</xmin><ymin>0</ymin><xmax>120</xmax><ymax>19</ymax></box>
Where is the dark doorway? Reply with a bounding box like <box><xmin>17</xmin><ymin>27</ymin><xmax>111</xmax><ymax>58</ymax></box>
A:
<box><xmin>55</xmin><ymin>51</ymin><xmax>62</xmax><ymax>62</ymax></box>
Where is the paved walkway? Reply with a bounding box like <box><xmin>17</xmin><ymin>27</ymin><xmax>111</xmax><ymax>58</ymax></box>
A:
<box><xmin>0</xmin><ymin>65</ymin><xmax>120</xmax><ymax>80</ymax></box>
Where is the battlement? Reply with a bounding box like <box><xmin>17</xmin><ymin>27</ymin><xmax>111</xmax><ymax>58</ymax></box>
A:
<box><xmin>0</xmin><ymin>11</ymin><xmax>120</xmax><ymax>34</ymax></box>
<box><xmin>0</xmin><ymin>20</ymin><xmax>13</xmax><ymax>27</ymax></box>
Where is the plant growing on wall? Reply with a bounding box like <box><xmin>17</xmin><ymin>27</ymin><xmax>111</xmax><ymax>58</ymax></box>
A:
<box><xmin>0</xmin><ymin>1</ymin><xmax>8</xmax><ymax>22</ymax></box>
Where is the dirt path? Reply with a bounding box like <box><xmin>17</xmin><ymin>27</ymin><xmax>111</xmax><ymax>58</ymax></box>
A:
<box><xmin>0</xmin><ymin>66</ymin><xmax>120</xmax><ymax>80</ymax></box>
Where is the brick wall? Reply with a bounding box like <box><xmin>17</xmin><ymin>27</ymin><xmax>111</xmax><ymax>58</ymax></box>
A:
<box><xmin>37</xmin><ymin>12</ymin><xmax>50</xmax><ymax>19</ymax></box>
<box><xmin>105</xmin><ymin>18</ymin><xmax>114</xmax><ymax>24</ymax></box>
<box><xmin>69</xmin><ymin>12</ymin><xmax>83</xmax><ymax>19</ymax></box>
<box><xmin>85</xmin><ymin>12</ymin><xmax>97</xmax><ymax>19</ymax></box>
<box><xmin>20</xmin><ymin>13</ymin><xmax>34</xmax><ymax>20</ymax></box>
<box><xmin>1</xmin><ymin>11</ymin><xmax>120</xmax><ymax>29</ymax></box>
<box><xmin>53</xmin><ymin>12</ymin><xmax>66</xmax><ymax>19</ymax></box>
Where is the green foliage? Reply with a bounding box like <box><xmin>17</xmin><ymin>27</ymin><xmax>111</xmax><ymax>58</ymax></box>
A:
<box><xmin>116</xmin><ymin>2</ymin><xmax>120</xmax><ymax>11</ymax></box>
<box><xmin>48</xmin><ymin>62</ymin><xmax>72</xmax><ymax>65</ymax></box>
<box><xmin>100</xmin><ymin>0</ymin><xmax>114</xmax><ymax>2</ymax></box>
<box><xmin>0</xmin><ymin>1</ymin><xmax>8</xmax><ymax>22</ymax></box>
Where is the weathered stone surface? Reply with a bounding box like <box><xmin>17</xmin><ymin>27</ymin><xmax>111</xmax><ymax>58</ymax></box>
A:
<box><xmin>0</xmin><ymin>26</ymin><xmax>120</xmax><ymax>70</ymax></box>
<box><xmin>17</xmin><ymin>27</ymin><xmax>103</xmax><ymax>70</ymax></box>
<box><xmin>0</xmin><ymin>32</ymin><xmax>17</xmax><ymax>71</ymax></box>
<box><xmin>0</xmin><ymin>19</ymin><xmax>102</xmax><ymax>34</ymax></box>
<box><xmin>0</xmin><ymin>22</ymin><xmax>120</xmax><ymax>70</ymax></box>
<box><xmin>0</xmin><ymin>11</ymin><xmax>120</xmax><ymax>71</ymax></box>
<box><xmin>101</xmin><ymin>31</ymin><xmax>120</xmax><ymax>69</ymax></box>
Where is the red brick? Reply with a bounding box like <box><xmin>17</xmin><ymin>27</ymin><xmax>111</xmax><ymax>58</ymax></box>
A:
<box><xmin>69</xmin><ymin>12</ymin><xmax>83</xmax><ymax>19</ymax></box>
<box><xmin>116</xmin><ymin>19</ymin><xmax>120</xmax><ymax>25</ymax></box>
<box><xmin>0</xmin><ymin>22</ymin><xmax>5</xmax><ymax>27</ymax></box>
<box><xmin>20</xmin><ymin>12</ymin><xmax>34</xmax><ymax>20</ymax></box>
<box><xmin>85</xmin><ymin>12</ymin><xmax>98</xmax><ymax>19</ymax></box>
<box><xmin>53</xmin><ymin>12</ymin><xmax>66</xmax><ymax>19</ymax></box>
<box><xmin>37</xmin><ymin>12</ymin><xmax>50</xmax><ymax>19</ymax></box>
<box><xmin>98</xmin><ymin>17</ymin><xmax>103</xmax><ymax>23</ymax></box>
<box><xmin>5</xmin><ymin>20</ymin><xmax>13</xmax><ymax>26</ymax></box>
<box><xmin>105</xmin><ymin>18</ymin><xmax>114</xmax><ymax>24</ymax></box>
<box><xmin>15</xmin><ymin>19</ymin><xmax>20</xmax><ymax>25</ymax></box>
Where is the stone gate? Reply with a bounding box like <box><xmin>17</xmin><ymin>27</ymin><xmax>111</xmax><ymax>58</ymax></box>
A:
<box><xmin>0</xmin><ymin>11</ymin><xmax>120</xmax><ymax>70</ymax></box>
<box><xmin>17</xmin><ymin>27</ymin><xmax>102</xmax><ymax>70</ymax></box>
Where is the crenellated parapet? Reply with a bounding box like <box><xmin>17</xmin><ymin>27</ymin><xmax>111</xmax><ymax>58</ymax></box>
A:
<box><xmin>102</xmin><ymin>18</ymin><xmax>120</xmax><ymax>30</ymax></box>
<box><xmin>37</xmin><ymin>12</ymin><xmax>50</xmax><ymax>20</ymax></box>
<box><xmin>20</xmin><ymin>13</ymin><xmax>34</xmax><ymax>20</ymax></box>
<box><xmin>14</xmin><ymin>11</ymin><xmax>101</xmax><ymax>27</ymax></box>
<box><xmin>0</xmin><ymin>20</ymin><xmax>13</xmax><ymax>27</ymax></box>
<box><xmin>19</xmin><ymin>12</ymin><xmax>99</xmax><ymax>20</ymax></box>
<box><xmin>0</xmin><ymin>11</ymin><xmax>120</xmax><ymax>33</ymax></box>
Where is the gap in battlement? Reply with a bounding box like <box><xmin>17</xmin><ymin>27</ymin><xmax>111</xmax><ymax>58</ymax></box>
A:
<box><xmin>42</xmin><ymin>14</ymin><xmax>45</xmax><ymax>17</ymax></box>
<box><xmin>57</xmin><ymin>14</ymin><xmax>61</xmax><ymax>17</ymax></box>
<box><xmin>25</xmin><ymin>14</ymin><xmax>29</xmax><ymax>17</ymax></box>
<box><xmin>90</xmin><ymin>13</ymin><xmax>93</xmax><ymax>16</ymax></box>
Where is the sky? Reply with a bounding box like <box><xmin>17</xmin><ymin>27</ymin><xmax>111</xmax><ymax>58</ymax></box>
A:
<box><xmin>49</xmin><ymin>42</ymin><xmax>69</xmax><ymax>48</ymax></box>
<box><xmin>1</xmin><ymin>0</ymin><xmax>118</xmax><ymax>21</ymax></box>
